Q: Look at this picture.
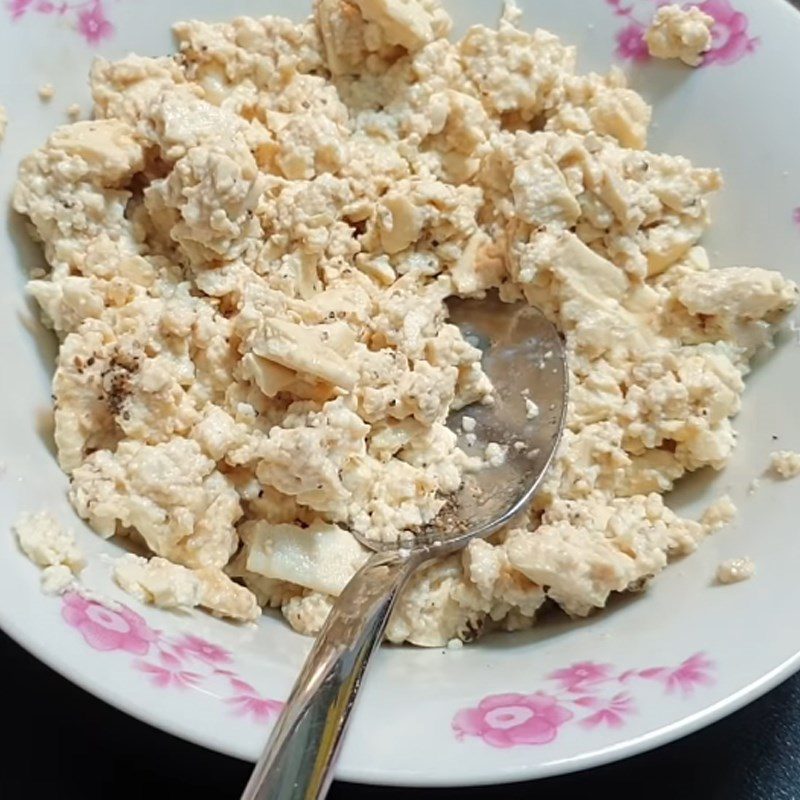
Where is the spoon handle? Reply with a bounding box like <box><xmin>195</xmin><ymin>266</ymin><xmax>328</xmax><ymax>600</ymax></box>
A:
<box><xmin>241</xmin><ymin>549</ymin><xmax>419</xmax><ymax>800</ymax></box>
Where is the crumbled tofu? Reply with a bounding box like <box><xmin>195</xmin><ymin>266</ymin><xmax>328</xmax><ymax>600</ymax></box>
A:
<box><xmin>748</xmin><ymin>478</ymin><xmax>761</xmax><ymax>495</ymax></box>
<box><xmin>13</xmin><ymin>511</ymin><xmax>84</xmax><ymax>572</ymax></box>
<box><xmin>113</xmin><ymin>553</ymin><xmax>202</xmax><ymax>609</ymax></box>
<box><xmin>70</xmin><ymin>439</ymin><xmax>242</xmax><ymax>569</ymax></box>
<box><xmin>38</xmin><ymin>83</ymin><xmax>55</xmax><ymax>101</ymax></box>
<box><xmin>484</xmin><ymin>442</ymin><xmax>508</xmax><ymax>467</ymax></box>
<box><xmin>13</xmin><ymin>0</ymin><xmax>797</xmax><ymax>646</ymax></box>
<box><xmin>446</xmin><ymin>637</ymin><xmax>464</xmax><ymax>650</ymax></box>
<box><xmin>194</xmin><ymin>567</ymin><xmax>262</xmax><ymax>622</ymax></box>
<box><xmin>524</xmin><ymin>398</ymin><xmax>539</xmax><ymax>419</ymax></box>
<box><xmin>770</xmin><ymin>450</ymin><xmax>800</xmax><ymax>479</ymax></box>
<box><xmin>504</xmin><ymin>493</ymin><xmax>703</xmax><ymax>617</ymax></box>
<box><xmin>242</xmin><ymin>519</ymin><xmax>368</xmax><ymax>597</ymax></box>
<box><xmin>41</xmin><ymin>564</ymin><xmax>77</xmax><ymax>595</ymax></box>
<box><xmin>701</xmin><ymin>495</ymin><xmax>737</xmax><ymax>531</ymax></box>
<box><xmin>66</xmin><ymin>103</ymin><xmax>81</xmax><ymax>121</ymax></box>
<box><xmin>113</xmin><ymin>553</ymin><xmax>260</xmax><ymax>621</ymax></box>
<box><xmin>646</xmin><ymin>4</ymin><xmax>714</xmax><ymax>66</ymax></box>
<box><xmin>282</xmin><ymin>592</ymin><xmax>334</xmax><ymax>636</ymax></box>
<box><xmin>716</xmin><ymin>557</ymin><xmax>755</xmax><ymax>584</ymax></box>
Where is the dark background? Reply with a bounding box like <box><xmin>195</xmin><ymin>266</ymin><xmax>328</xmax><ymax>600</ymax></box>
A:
<box><xmin>6</xmin><ymin>0</ymin><xmax>800</xmax><ymax>797</ymax></box>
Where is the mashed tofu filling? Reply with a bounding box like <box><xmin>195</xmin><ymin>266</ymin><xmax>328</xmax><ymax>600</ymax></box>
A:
<box><xmin>14</xmin><ymin>0</ymin><xmax>797</xmax><ymax>644</ymax></box>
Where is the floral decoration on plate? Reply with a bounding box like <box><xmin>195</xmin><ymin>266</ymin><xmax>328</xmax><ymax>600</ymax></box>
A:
<box><xmin>453</xmin><ymin>653</ymin><xmax>715</xmax><ymax>748</ymax></box>
<box><xmin>8</xmin><ymin>0</ymin><xmax>116</xmax><ymax>45</ymax></box>
<box><xmin>61</xmin><ymin>591</ymin><xmax>284</xmax><ymax>722</ymax></box>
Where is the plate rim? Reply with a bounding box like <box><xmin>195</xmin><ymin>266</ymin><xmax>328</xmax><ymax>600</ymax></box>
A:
<box><xmin>1</xmin><ymin>0</ymin><xmax>800</xmax><ymax>787</ymax></box>
<box><xmin>3</xmin><ymin>599</ymin><xmax>799</xmax><ymax>787</ymax></box>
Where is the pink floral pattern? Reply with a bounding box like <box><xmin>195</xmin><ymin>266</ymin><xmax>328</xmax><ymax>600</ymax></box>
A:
<box><xmin>575</xmin><ymin>692</ymin><xmax>635</xmax><ymax>729</ymax></box>
<box><xmin>173</xmin><ymin>634</ymin><xmax>233</xmax><ymax>666</ymax></box>
<box><xmin>605</xmin><ymin>0</ymin><xmax>759</xmax><ymax>66</ymax></box>
<box><xmin>7</xmin><ymin>0</ymin><xmax>116</xmax><ymax>45</ymax></box>
<box><xmin>227</xmin><ymin>690</ymin><xmax>285</xmax><ymax>724</ymax></box>
<box><xmin>60</xmin><ymin>593</ymin><xmax>283</xmax><ymax>722</ymax></box>
<box><xmin>453</xmin><ymin>693</ymin><xmax>573</xmax><ymax>748</ymax></box>
<box><xmin>453</xmin><ymin>653</ymin><xmax>715</xmax><ymax>748</ymax></box>
<box><xmin>639</xmin><ymin>652</ymin><xmax>716</xmax><ymax>695</ymax></box>
<box><xmin>76</xmin><ymin>2</ymin><xmax>113</xmax><ymax>44</ymax></box>
<box><xmin>135</xmin><ymin>660</ymin><xmax>203</xmax><ymax>690</ymax></box>
<box><xmin>57</xmin><ymin>594</ymin><xmax>715</xmax><ymax>748</ymax></box>
<box><xmin>62</xmin><ymin>591</ymin><xmax>158</xmax><ymax>655</ymax></box>
<box><xmin>548</xmin><ymin>661</ymin><xmax>613</xmax><ymax>691</ymax></box>
<box><xmin>616</xmin><ymin>21</ymin><xmax>651</xmax><ymax>62</ymax></box>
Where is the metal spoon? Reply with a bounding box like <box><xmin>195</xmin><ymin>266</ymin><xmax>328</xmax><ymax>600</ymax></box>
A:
<box><xmin>241</xmin><ymin>293</ymin><xmax>568</xmax><ymax>800</ymax></box>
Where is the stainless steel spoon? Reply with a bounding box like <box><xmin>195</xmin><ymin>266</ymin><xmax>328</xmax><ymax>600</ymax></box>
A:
<box><xmin>241</xmin><ymin>293</ymin><xmax>568</xmax><ymax>800</ymax></box>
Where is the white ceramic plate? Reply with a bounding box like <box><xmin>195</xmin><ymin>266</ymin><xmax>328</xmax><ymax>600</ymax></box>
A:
<box><xmin>2</xmin><ymin>0</ymin><xmax>799</xmax><ymax>787</ymax></box>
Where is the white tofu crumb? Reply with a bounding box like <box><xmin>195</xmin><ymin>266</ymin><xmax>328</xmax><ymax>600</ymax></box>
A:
<box><xmin>446</xmin><ymin>637</ymin><xmax>464</xmax><ymax>650</ymax></box>
<box><xmin>113</xmin><ymin>553</ymin><xmax>202</xmax><ymax>609</ymax></box>
<box><xmin>113</xmin><ymin>553</ymin><xmax>260</xmax><ymax>621</ymax></box>
<box><xmin>41</xmin><ymin>564</ymin><xmax>77</xmax><ymax>595</ymax></box>
<box><xmin>461</xmin><ymin>415</ymin><xmax>477</xmax><ymax>433</ymax></box>
<box><xmin>716</xmin><ymin>557</ymin><xmax>755</xmax><ymax>585</ymax></box>
<box><xmin>513</xmin><ymin>440</ymin><xmax>526</xmax><ymax>452</ymax></box>
<box><xmin>66</xmin><ymin>103</ymin><xmax>81</xmax><ymax>121</ymax></box>
<box><xmin>38</xmin><ymin>83</ymin><xmax>55</xmax><ymax>101</ymax></box>
<box><xmin>524</xmin><ymin>398</ymin><xmax>540</xmax><ymax>419</ymax></box>
<box><xmin>244</xmin><ymin>519</ymin><xmax>367</xmax><ymax>597</ymax></box>
<box><xmin>484</xmin><ymin>442</ymin><xmax>508</xmax><ymax>468</ymax></box>
<box><xmin>502</xmin><ymin>0</ymin><xmax>522</xmax><ymax>26</ymax></box>
<box><xmin>13</xmin><ymin>511</ymin><xmax>84</xmax><ymax>572</ymax></box>
<box><xmin>645</xmin><ymin>4</ymin><xmax>714</xmax><ymax>66</ymax></box>
<box><xmin>465</xmin><ymin>433</ymin><xmax>477</xmax><ymax>447</ymax></box>
<box><xmin>769</xmin><ymin>450</ymin><xmax>800</xmax><ymax>479</ymax></box>
<box><xmin>748</xmin><ymin>478</ymin><xmax>761</xmax><ymax>495</ymax></box>
<box><xmin>701</xmin><ymin>495</ymin><xmax>737</xmax><ymax>531</ymax></box>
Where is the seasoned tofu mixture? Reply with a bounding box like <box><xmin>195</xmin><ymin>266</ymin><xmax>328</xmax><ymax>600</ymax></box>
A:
<box><xmin>14</xmin><ymin>0</ymin><xmax>797</xmax><ymax>645</ymax></box>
